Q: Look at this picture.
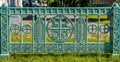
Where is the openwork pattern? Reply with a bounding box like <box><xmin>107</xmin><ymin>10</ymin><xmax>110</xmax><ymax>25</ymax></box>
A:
<box><xmin>100</xmin><ymin>24</ymin><xmax>110</xmax><ymax>34</ymax></box>
<box><xmin>46</xmin><ymin>15</ymin><xmax>73</xmax><ymax>43</ymax></box>
<box><xmin>10</xmin><ymin>24</ymin><xmax>32</xmax><ymax>34</ymax></box>
<box><xmin>88</xmin><ymin>24</ymin><xmax>97</xmax><ymax>34</ymax></box>
<box><xmin>46</xmin><ymin>44</ymin><xmax>57</xmax><ymax>53</ymax></box>
<box><xmin>10</xmin><ymin>24</ymin><xmax>20</xmax><ymax>34</ymax></box>
<box><xmin>1</xmin><ymin>5</ymin><xmax>118</xmax><ymax>57</ymax></box>
<box><xmin>9</xmin><ymin>43</ymin><xmax>111</xmax><ymax>53</ymax></box>
<box><xmin>1</xmin><ymin>7</ymin><xmax>9</xmax><ymax>55</ymax></box>
<box><xmin>22</xmin><ymin>44</ymin><xmax>33</xmax><ymax>52</ymax></box>
<box><xmin>34</xmin><ymin>44</ymin><xmax>45</xmax><ymax>52</ymax></box>
<box><xmin>76</xmin><ymin>16</ymin><xmax>86</xmax><ymax>43</ymax></box>
<box><xmin>10</xmin><ymin>44</ymin><xmax>21</xmax><ymax>52</ymax></box>
<box><xmin>22</xmin><ymin>24</ymin><xmax>32</xmax><ymax>34</ymax></box>
<box><xmin>113</xmin><ymin>14</ymin><xmax>120</xmax><ymax>54</ymax></box>
<box><xmin>88</xmin><ymin>24</ymin><xmax>110</xmax><ymax>34</ymax></box>
<box><xmin>34</xmin><ymin>16</ymin><xmax>45</xmax><ymax>43</ymax></box>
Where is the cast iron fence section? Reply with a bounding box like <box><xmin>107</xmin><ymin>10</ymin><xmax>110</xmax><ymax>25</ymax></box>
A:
<box><xmin>0</xmin><ymin>3</ymin><xmax>120</xmax><ymax>57</ymax></box>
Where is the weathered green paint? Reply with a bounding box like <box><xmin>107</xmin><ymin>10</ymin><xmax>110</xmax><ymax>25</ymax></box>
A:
<box><xmin>0</xmin><ymin>4</ymin><xmax>9</xmax><ymax>57</ymax></box>
<box><xmin>112</xmin><ymin>3</ymin><xmax>120</xmax><ymax>55</ymax></box>
<box><xmin>0</xmin><ymin>3</ymin><xmax>120</xmax><ymax>57</ymax></box>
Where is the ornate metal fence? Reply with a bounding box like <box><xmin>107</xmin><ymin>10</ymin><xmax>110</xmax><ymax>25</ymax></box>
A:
<box><xmin>0</xmin><ymin>3</ymin><xmax>120</xmax><ymax>57</ymax></box>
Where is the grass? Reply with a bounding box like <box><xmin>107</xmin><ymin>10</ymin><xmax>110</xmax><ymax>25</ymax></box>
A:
<box><xmin>0</xmin><ymin>54</ymin><xmax>120</xmax><ymax>62</ymax></box>
<box><xmin>88</xmin><ymin>33</ymin><xmax>109</xmax><ymax>42</ymax></box>
<box><xmin>11</xmin><ymin>33</ymin><xmax>110</xmax><ymax>42</ymax></box>
<box><xmin>84</xmin><ymin>14</ymin><xmax>110</xmax><ymax>24</ymax></box>
<box><xmin>88</xmin><ymin>14</ymin><xmax>108</xmax><ymax>19</ymax></box>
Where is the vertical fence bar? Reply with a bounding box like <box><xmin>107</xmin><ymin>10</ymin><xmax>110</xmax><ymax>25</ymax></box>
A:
<box><xmin>19</xmin><ymin>8</ymin><xmax>23</xmax><ymax>52</ymax></box>
<box><xmin>32</xmin><ymin>14</ymin><xmax>34</xmax><ymax>52</ymax></box>
<box><xmin>80</xmin><ymin>15</ymin><xmax>82</xmax><ymax>43</ymax></box>
<box><xmin>98</xmin><ymin>12</ymin><xmax>100</xmax><ymax>53</ymax></box>
<box><xmin>109</xmin><ymin>8</ymin><xmax>113</xmax><ymax>53</ymax></box>
<box><xmin>86</xmin><ymin>15</ymin><xmax>88</xmax><ymax>43</ymax></box>
<box><xmin>0</xmin><ymin>4</ymin><xmax>9</xmax><ymax>57</ymax></box>
<box><xmin>98</xmin><ymin>14</ymin><xmax>100</xmax><ymax>43</ymax></box>
<box><xmin>74</xmin><ymin>14</ymin><xmax>76</xmax><ymax>52</ymax></box>
<box><xmin>8</xmin><ymin>12</ymin><xmax>10</xmax><ymax>53</ymax></box>
<box><xmin>44</xmin><ymin>9</ymin><xmax>46</xmax><ymax>52</ymax></box>
<box><xmin>18</xmin><ymin>7</ymin><xmax>23</xmax><ymax>52</ymax></box>
<box><xmin>0</xmin><ymin>8</ymin><xmax>2</xmax><ymax>55</ymax></box>
<box><xmin>86</xmin><ymin>13</ymin><xmax>88</xmax><ymax>53</ymax></box>
<box><xmin>112</xmin><ymin>3</ymin><xmax>120</xmax><ymax>55</ymax></box>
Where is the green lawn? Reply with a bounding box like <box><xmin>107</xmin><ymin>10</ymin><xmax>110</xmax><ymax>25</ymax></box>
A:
<box><xmin>1</xmin><ymin>54</ymin><xmax>120</xmax><ymax>62</ymax></box>
<box><xmin>82</xmin><ymin>14</ymin><xmax>110</xmax><ymax>24</ymax></box>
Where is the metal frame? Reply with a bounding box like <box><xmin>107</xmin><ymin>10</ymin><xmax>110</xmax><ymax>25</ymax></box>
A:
<box><xmin>0</xmin><ymin>3</ymin><xmax>120</xmax><ymax>57</ymax></box>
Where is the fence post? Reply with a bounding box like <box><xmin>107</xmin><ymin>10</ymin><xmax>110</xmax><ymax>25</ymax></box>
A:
<box><xmin>112</xmin><ymin>3</ymin><xmax>120</xmax><ymax>55</ymax></box>
<box><xmin>0</xmin><ymin>3</ymin><xmax>9</xmax><ymax>57</ymax></box>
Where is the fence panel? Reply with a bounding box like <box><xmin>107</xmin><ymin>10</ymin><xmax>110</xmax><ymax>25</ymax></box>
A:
<box><xmin>1</xmin><ymin>3</ymin><xmax>120</xmax><ymax>57</ymax></box>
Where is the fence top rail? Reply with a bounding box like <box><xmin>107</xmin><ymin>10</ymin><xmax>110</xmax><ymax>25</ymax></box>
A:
<box><xmin>1</xmin><ymin>7</ymin><xmax>112</xmax><ymax>15</ymax></box>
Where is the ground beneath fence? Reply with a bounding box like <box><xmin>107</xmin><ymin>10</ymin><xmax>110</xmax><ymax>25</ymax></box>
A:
<box><xmin>0</xmin><ymin>54</ymin><xmax>120</xmax><ymax>62</ymax></box>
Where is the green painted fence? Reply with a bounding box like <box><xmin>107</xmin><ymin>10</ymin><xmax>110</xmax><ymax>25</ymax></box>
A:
<box><xmin>0</xmin><ymin>3</ymin><xmax>120</xmax><ymax>57</ymax></box>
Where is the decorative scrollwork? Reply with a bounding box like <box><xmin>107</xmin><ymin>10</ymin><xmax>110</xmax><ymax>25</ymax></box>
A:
<box><xmin>100</xmin><ymin>24</ymin><xmax>110</xmax><ymax>34</ymax></box>
<box><xmin>10</xmin><ymin>24</ymin><xmax>20</xmax><ymax>34</ymax></box>
<box><xmin>88</xmin><ymin>24</ymin><xmax>97</xmax><ymax>34</ymax></box>
<box><xmin>76</xmin><ymin>16</ymin><xmax>86</xmax><ymax>43</ymax></box>
<box><xmin>34</xmin><ymin>16</ymin><xmax>44</xmax><ymax>43</ymax></box>
<box><xmin>46</xmin><ymin>15</ymin><xmax>73</xmax><ymax>43</ymax></box>
<box><xmin>113</xmin><ymin>14</ymin><xmax>120</xmax><ymax>54</ymax></box>
<box><xmin>22</xmin><ymin>24</ymin><xmax>32</xmax><ymax>34</ymax></box>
